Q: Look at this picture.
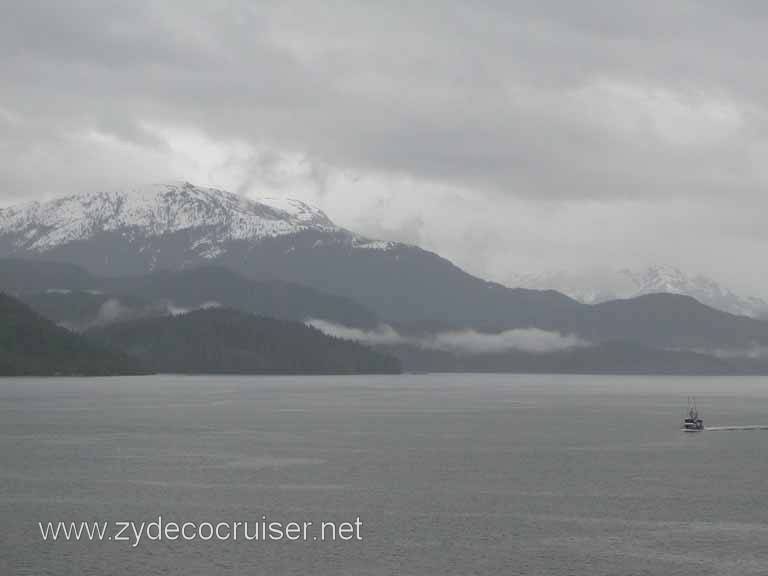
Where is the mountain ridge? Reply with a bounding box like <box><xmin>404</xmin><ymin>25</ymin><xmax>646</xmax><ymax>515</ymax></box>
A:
<box><xmin>512</xmin><ymin>265</ymin><xmax>768</xmax><ymax>318</ymax></box>
<box><xmin>0</xmin><ymin>182</ymin><xmax>581</xmax><ymax>327</ymax></box>
<box><xmin>0</xmin><ymin>181</ymin><xmax>336</xmax><ymax>253</ymax></box>
<box><xmin>0</xmin><ymin>182</ymin><xmax>400</xmax><ymax>261</ymax></box>
<box><xmin>0</xmin><ymin>292</ymin><xmax>146</xmax><ymax>376</ymax></box>
<box><xmin>5</xmin><ymin>184</ymin><xmax>768</xmax><ymax>363</ymax></box>
<box><xmin>0</xmin><ymin>258</ymin><xmax>379</xmax><ymax>330</ymax></box>
<box><xmin>87</xmin><ymin>307</ymin><xmax>401</xmax><ymax>375</ymax></box>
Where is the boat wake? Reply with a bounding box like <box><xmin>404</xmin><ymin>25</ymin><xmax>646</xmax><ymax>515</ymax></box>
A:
<box><xmin>704</xmin><ymin>425</ymin><xmax>768</xmax><ymax>431</ymax></box>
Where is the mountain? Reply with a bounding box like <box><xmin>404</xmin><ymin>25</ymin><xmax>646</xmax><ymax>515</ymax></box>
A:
<box><xmin>0</xmin><ymin>181</ymin><xmax>368</xmax><ymax>275</ymax></box>
<box><xmin>87</xmin><ymin>308</ymin><xmax>401</xmax><ymax>375</ymax></box>
<box><xmin>0</xmin><ymin>182</ymin><xmax>581</xmax><ymax>327</ymax></box>
<box><xmin>100</xmin><ymin>265</ymin><xmax>378</xmax><ymax>327</ymax></box>
<box><xmin>0</xmin><ymin>258</ymin><xmax>94</xmax><ymax>293</ymax></box>
<box><xmin>577</xmin><ymin>293</ymin><xmax>768</xmax><ymax>351</ymax></box>
<box><xmin>0</xmin><ymin>181</ymin><xmax>333</xmax><ymax>258</ymax></box>
<box><xmin>0</xmin><ymin>292</ymin><xmax>145</xmax><ymax>376</ymax></box>
<box><xmin>512</xmin><ymin>266</ymin><xmax>768</xmax><ymax>319</ymax></box>
<box><xmin>5</xmin><ymin>183</ymin><xmax>768</xmax><ymax>359</ymax></box>
<box><xmin>437</xmin><ymin>292</ymin><xmax>768</xmax><ymax>352</ymax></box>
<box><xmin>0</xmin><ymin>259</ymin><xmax>378</xmax><ymax>330</ymax></box>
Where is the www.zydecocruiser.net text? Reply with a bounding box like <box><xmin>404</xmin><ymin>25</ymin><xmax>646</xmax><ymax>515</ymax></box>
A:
<box><xmin>39</xmin><ymin>516</ymin><xmax>363</xmax><ymax>547</ymax></box>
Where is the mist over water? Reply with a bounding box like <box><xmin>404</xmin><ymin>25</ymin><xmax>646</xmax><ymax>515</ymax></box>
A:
<box><xmin>3</xmin><ymin>374</ymin><xmax>768</xmax><ymax>575</ymax></box>
<box><xmin>307</xmin><ymin>319</ymin><xmax>588</xmax><ymax>354</ymax></box>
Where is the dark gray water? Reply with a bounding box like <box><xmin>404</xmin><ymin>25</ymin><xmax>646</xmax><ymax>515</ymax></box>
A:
<box><xmin>3</xmin><ymin>374</ymin><xmax>768</xmax><ymax>575</ymax></box>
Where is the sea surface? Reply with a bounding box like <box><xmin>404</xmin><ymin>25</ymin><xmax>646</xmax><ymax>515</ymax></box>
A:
<box><xmin>2</xmin><ymin>374</ymin><xmax>768</xmax><ymax>575</ymax></box>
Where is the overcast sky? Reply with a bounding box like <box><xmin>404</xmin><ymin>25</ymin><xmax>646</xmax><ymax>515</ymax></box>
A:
<box><xmin>2</xmin><ymin>1</ymin><xmax>768</xmax><ymax>294</ymax></box>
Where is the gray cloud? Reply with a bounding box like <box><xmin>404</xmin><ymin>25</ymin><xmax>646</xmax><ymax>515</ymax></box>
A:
<box><xmin>2</xmin><ymin>1</ymin><xmax>768</xmax><ymax>293</ymax></box>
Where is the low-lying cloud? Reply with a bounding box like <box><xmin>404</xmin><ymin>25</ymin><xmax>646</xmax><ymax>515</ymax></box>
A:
<box><xmin>427</xmin><ymin>328</ymin><xmax>589</xmax><ymax>355</ymax></box>
<box><xmin>710</xmin><ymin>345</ymin><xmax>768</xmax><ymax>360</ymax></box>
<box><xmin>305</xmin><ymin>321</ymin><xmax>404</xmax><ymax>346</ymax></box>
<box><xmin>166</xmin><ymin>300</ymin><xmax>222</xmax><ymax>316</ymax></box>
<box><xmin>307</xmin><ymin>319</ymin><xmax>588</xmax><ymax>355</ymax></box>
<box><xmin>95</xmin><ymin>298</ymin><xmax>223</xmax><ymax>326</ymax></box>
<box><xmin>96</xmin><ymin>298</ymin><xmax>133</xmax><ymax>325</ymax></box>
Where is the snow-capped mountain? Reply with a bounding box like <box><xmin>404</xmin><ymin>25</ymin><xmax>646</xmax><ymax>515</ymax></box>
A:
<box><xmin>5</xmin><ymin>183</ymin><xmax>768</xmax><ymax>357</ymax></box>
<box><xmin>0</xmin><ymin>182</ymin><xmax>334</xmax><ymax>255</ymax></box>
<box><xmin>0</xmin><ymin>181</ymin><xmax>576</xmax><ymax>326</ymax></box>
<box><xmin>511</xmin><ymin>265</ymin><xmax>768</xmax><ymax>319</ymax></box>
<box><xmin>0</xmin><ymin>182</ymin><xmax>396</xmax><ymax>266</ymax></box>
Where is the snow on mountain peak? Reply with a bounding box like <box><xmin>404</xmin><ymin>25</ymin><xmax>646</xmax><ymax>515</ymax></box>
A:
<box><xmin>258</xmin><ymin>196</ymin><xmax>334</xmax><ymax>227</ymax></box>
<box><xmin>0</xmin><ymin>182</ymin><xmax>339</xmax><ymax>253</ymax></box>
<box><xmin>511</xmin><ymin>265</ymin><xmax>768</xmax><ymax>319</ymax></box>
<box><xmin>626</xmin><ymin>265</ymin><xmax>713</xmax><ymax>295</ymax></box>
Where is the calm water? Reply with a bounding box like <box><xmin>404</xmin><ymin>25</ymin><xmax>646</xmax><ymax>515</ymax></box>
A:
<box><xmin>2</xmin><ymin>374</ymin><xmax>768</xmax><ymax>575</ymax></box>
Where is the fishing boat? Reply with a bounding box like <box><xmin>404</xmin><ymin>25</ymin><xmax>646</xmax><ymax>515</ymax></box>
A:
<box><xmin>681</xmin><ymin>397</ymin><xmax>704</xmax><ymax>432</ymax></box>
